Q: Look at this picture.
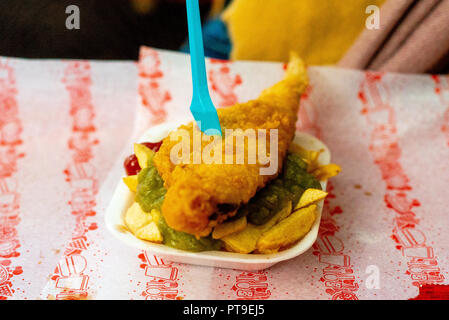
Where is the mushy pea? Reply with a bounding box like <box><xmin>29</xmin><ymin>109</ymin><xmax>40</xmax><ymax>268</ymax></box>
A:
<box><xmin>136</xmin><ymin>160</ymin><xmax>222</xmax><ymax>252</ymax></box>
<box><xmin>240</xmin><ymin>153</ymin><xmax>322</xmax><ymax>225</ymax></box>
<box><xmin>135</xmin><ymin>152</ymin><xmax>321</xmax><ymax>251</ymax></box>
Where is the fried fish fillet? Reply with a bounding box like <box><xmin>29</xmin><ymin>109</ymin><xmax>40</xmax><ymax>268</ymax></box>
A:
<box><xmin>153</xmin><ymin>53</ymin><xmax>308</xmax><ymax>236</ymax></box>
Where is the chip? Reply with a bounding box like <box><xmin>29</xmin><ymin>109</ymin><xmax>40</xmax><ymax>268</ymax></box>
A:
<box><xmin>289</xmin><ymin>143</ymin><xmax>322</xmax><ymax>172</ymax></box>
<box><xmin>312</xmin><ymin>164</ymin><xmax>341</xmax><ymax>181</ymax></box>
<box><xmin>256</xmin><ymin>204</ymin><xmax>317</xmax><ymax>253</ymax></box>
<box><xmin>124</xmin><ymin>202</ymin><xmax>163</xmax><ymax>243</ymax></box>
<box><xmin>212</xmin><ymin>216</ymin><xmax>247</xmax><ymax>239</ymax></box>
<box><xmin>134</xmin><ymin>143</ymin><xmax>154</xmax><ymax>169</ymax></box>
<box><xmin>135</xmin><ymin>222</ymin><xmax>163</xmax><ymax>243</ymax></box>
<box><xmin>149</xmin><ymin>209</ymin><xmax>162</xmax><ymax>222</ymax></box>
<box><xmin>221</xmin><ymin>202</ymin><xmax>292</xmax><ymax>253</ymax></box>
<box><xmin>124</xmin><ymin>202</ymin><xmax>152</xmax><ymax>232</ymax></box>
<box><xmin>122</xmin><ymin>175</ymin><xmax>138</xmax><ymax>192</ymax></box>
<box><xmin>296</xmin><ymin>188</ymin><xmax>328</xmax><ymax>209</ymax></box>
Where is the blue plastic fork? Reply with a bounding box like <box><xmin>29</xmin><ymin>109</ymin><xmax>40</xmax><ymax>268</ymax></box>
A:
<box><xmin>186</xmin><ymin>0</ymin><xmax>222</xmax><ymax>135</ymax></box>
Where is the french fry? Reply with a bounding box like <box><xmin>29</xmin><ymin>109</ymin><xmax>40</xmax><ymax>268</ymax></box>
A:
<box><xmin>296</xmin><ymin>188</ymin><xmax>328</xmax><ymax>209</ymax></box>
<box><xmin>212</xmin><ymin>216</ymin><xmax>247</xmax><ymax>239</ymax></box>
<box><xmin>135</xmin><ymin>222</ymin><xmax>163</xmax><ymax>243</ymax></box>
<box><xmin>150</xmin><ymin>209</ymin><xmax>162</xmax><ymax>222</ymax></box>
<box><xmin>222</xmin><ymin>224</ymin><xmax>264</xmax><ymax>253</ymax></box>
<box><xmin>122</xmin><ymin>175</ymin><xmax>138</xmax><ymax>192</ymax></box>
<box><xmin>124</xmin><ymin>202</ymin><xmax>152</xmax><ymax>233</ymax></box>
<box><xmin>312</xmin><ymin>164</ymin><xmax>341</xmax><ymax>181</ymax></box>
<box><xmin>134</xmin><ymin>143</ymin><xmax>154</xmax><ymax>169</ymax></box>
<box><xmin>289</xmin><ymin>143</ymin><xmax>322</xmax><ymax>172</ymax></box>
<box><xmin>221</xmin><ymin>202</ymin><xmax>292</xmax><ymax>253</ymax></box>
<box><xmin>124</xmin><ymin>202</ymin><xmax>163</xmax><ymax>243</ymax></box>
<box><xmin>256</xmin><ymin>204</ymin><xmax>317</xmax><ymax>253</ymax></box>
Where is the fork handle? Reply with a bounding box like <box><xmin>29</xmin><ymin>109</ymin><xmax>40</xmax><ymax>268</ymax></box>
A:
<box><xmin>186</xmin><ymin>0</ymin><xmax>209</xmax><ymax>95</ymax></box>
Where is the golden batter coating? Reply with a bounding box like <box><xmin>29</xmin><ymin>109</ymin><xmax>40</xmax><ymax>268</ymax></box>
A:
<box><xmin>153</xmin><ymin>53</ymin><xmax>308</xmax><ymax>236</ymax></box>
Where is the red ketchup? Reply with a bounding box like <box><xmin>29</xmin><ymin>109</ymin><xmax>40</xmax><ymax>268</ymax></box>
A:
<box><xmin>124</xmin><ymin>141</ymin><xmax>162</xmax><ymax>176</ymax></box>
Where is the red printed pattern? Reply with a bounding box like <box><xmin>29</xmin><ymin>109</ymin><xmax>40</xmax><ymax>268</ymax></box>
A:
<box><xmin>208</xmin><ymin>58</ymin><xmax>242</xmax><ymax>107</ymax></box>
<box><xmin>298</xmin><ymin>85</ymin><xmax>359</xmax><ymax>300</ymax></box>
<box><xmin>431</xmin><ymin>75</ymin><xmax>449</xmax><ymax>146</ymax></box>
<box><xmin>359</xmin><ymin>72</ymin><xmax>445</xmax><ymax>288</ymax></box>
<box><xmin>231</xmin><ymin>271</ymin><xmax>271</xmax><ymax>300</ymax></box>
<box><xmin>138</xmin><ymin>48</ymin><xmax>171</xmax><ymax>125</ymax></box>
<box><xmin>137</xmin><ymin>252</ymin><xmax>181</xmax><ymax>300</ymax></box>
<box><xmin>138</xmin><ymin>52</ymin><xmax>268</xmax><ymax>300</ymax></box>
<box><xmin>314</xmin><ymin>183</ymin><xmax>359</xmax><ymax>300</ymax></box>
<box><xmin>46</xmin><ymin>62</ymin><xmax>99</xmax><ymax>300</ymax></box>
<box><xmin>0</xmin><ymin>61</ymin><xmax>24</xmax><ymax>300</ymax></box>
<box><xmin>221</xmin><ymin>65</ymin><xmax>270</xmax><ymax>300</ymax></box>
<box><xmin>410</xmin><ymin>284</ymin><xmax>449</xmax><ymax>300</ymax></box>
<box><xmin>136</xmin><ymin>49</ymin><xmax>181</xmax><ymax>300</ymax></box>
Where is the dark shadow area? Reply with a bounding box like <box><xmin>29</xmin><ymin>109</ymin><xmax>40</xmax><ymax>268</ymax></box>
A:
<box><xmin>0</xmin><ymin>0</ymin><xmax>211</xmax><ymax>60</ymax></box>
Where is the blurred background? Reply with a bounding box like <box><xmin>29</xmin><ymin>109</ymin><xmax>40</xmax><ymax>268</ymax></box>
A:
<box><xmin>0</xmin><ymin>0</ymin><xmax>448</xmax><ymax>73</ymax></box>
<box><xmin>0</xmin><ymin>0</ymin><xmax>218</xmax><ymax>60</ymax></box>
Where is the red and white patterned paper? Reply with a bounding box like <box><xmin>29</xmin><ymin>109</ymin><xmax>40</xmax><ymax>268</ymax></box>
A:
<box><xmin>0</xmin><ymin>47</ymin><xmax>448</xmax><ymax>300</ymax></box>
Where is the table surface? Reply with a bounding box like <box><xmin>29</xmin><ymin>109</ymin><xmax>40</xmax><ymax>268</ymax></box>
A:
<box><xmin>0</xmin><ymin>49</ymin><xmax>448</xmax><ymax>300</ymax></box>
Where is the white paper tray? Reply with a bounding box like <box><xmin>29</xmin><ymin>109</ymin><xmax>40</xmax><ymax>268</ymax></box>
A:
<box><xmin>105</xmin><ymin>122</ymin><xmax>330</xmax><ymax>270</ymax></box>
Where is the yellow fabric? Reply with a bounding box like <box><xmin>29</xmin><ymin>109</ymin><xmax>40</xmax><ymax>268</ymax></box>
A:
<box><xmin>222</xmin><ymin>0</ymin><xmax>386</xmax><ymax>64</ymax></box>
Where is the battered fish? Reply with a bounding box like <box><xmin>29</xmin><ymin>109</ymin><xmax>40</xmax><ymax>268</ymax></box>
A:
<box><xmin>153</xmin><ymin>53</ymin><xmax>308</xmax><ymax>236</ymax></box>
